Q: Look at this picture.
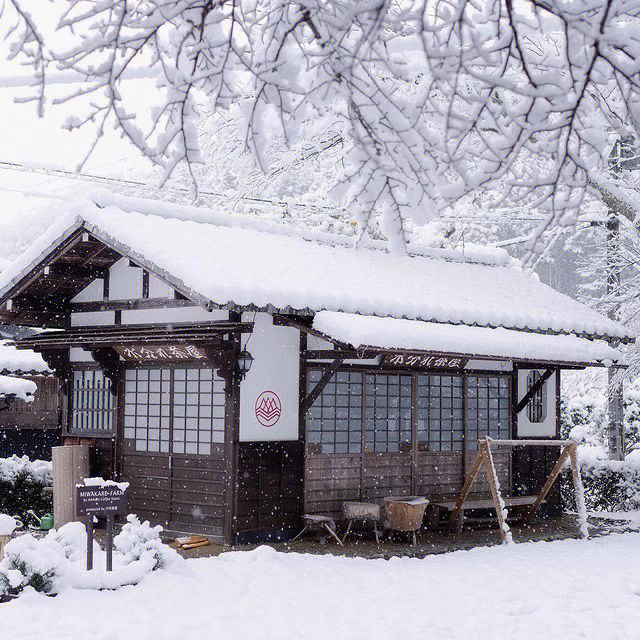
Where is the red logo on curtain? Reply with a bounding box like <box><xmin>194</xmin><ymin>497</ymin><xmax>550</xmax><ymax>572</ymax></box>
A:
<box><xmin>255</xmin><ymin>391</ymin><xmax>282</xmax><ymax>428</ymax></box>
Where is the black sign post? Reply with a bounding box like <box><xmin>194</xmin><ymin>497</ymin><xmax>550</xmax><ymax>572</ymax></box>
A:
<box><xmin>76</xmin><ymin>484</ymin><xmax>128</xmax><ymax>572</ymax></box>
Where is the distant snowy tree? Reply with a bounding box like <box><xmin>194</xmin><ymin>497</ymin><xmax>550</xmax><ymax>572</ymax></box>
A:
<box><xmin>3</xmin><ymin>0</ymin><xmax>640</xmax><ymax>257</ymax></box>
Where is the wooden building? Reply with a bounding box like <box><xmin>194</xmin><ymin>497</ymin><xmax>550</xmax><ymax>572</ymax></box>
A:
<box><xmin>0</xmin><ymin>204</ymin><xmax>632</xmax><ymax>543</ymax></box>
<box><xmin>0</xmin><ymin>341</ymin><xmax>60</xmax><ymax>459</ymax></box>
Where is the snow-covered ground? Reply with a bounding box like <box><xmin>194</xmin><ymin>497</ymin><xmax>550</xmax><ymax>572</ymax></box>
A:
<box><xmin>3</xmin><ymin>531</ymin><xmax>640</xmax><ymax>640</ymax></box>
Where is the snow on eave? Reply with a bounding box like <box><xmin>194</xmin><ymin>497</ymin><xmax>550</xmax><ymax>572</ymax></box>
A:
<box><xmin>0</xmin><ymin>340</ymin><xmax>50</xmax><ymax>375</ymax></box>
<box><xmin>0</xmin><ymin>374</ymin><xmax>37</xmax><ymax>402</ymax></box>
<box><xmin>312</xmin><ymin>311</ymin><xmax>626</xmax><ymax>367</ymax></box>
<box><xmin>0</xmin><ymin>202</ymin><xmax>633</xmax><ymax>344</ymax></box>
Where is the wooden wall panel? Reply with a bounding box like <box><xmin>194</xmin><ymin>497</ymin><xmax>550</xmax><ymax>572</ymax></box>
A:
<box><xmin>0</xmin><ymin>376</ymin><xmax>60</xmax><ymax>430</ymax></box>
<box><xmin>119</xmin><ymin>448</ymin><xmax>226</xmax><ymax>539</ymax></box>
<box><xmin>237</xmin><ymin>442</ymin><xmax>304</xmax><ymax>538</ymax></box>
<box><xmin>415</xmin><ymin>452</ymin><xmax>463</xmax><ymax>500</ymax></box>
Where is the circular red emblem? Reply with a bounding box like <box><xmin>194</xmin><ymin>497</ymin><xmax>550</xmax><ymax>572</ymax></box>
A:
<box><xmin>255</xmin><ymin>391</ymin><xmax>282</xmax><ymax>428</ymax></box>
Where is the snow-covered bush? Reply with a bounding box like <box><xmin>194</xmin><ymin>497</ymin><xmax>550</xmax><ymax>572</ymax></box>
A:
<box><xmin>0</xmin><ymin>455</ymin><xmax>52</xmax><ymax>485</ymax></box>
<box><xmin>0</xmin><ymin>517</ymin><xmax>182</xmax><ymax>597</ymax></box>
<box><xmin>560</xmin><ymin>373</ymin><xmax>640</xmax><ymax>511</ymax></box>
<box><xmin>0</xmin><ymin>534</ymin><xmax>66</xmax><ymax>595</ymax></box>
<box><xmin>114</xmin><ymin>514</ymin><xmax>179</xmax><ymax>571</ymax></box>
<box><xmin>562</xmin><ymin>453</ymin><xmax>640</xmax><ymax>513</ymax></box>
<box><xmin>0</xmin><ymin>456</ymin><xmax>52</xmax><ymax>521</ymax></box>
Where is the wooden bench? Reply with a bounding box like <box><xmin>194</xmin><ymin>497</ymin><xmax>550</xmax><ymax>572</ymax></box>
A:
<box><xmin>428</xmin><ymin>496</ymin><xmax>543</xmax><ymax>531</ymax></box>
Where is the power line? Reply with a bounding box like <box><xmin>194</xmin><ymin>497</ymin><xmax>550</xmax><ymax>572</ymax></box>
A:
<box><xmin>0</xmin><ymin>157</ymin><xmax>561</xmax><ymax>224</ymax></box>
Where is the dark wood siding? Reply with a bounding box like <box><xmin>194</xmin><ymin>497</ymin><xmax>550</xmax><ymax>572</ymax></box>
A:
<box><xmin>414</xmin><ymin>452</ymin><xmax>463</xmax><ymax>499</ymax></box>
<box><xmin>305</xmin><ymin>449</ymin><xmax>361</xmax><ymax>517</ymax></box>
<box><xmin>119</xmin><ymin>443</ymin><xmax>226</xmax><ymax>537</ymax></box>
<box><xmin>237</xmin><ymin>442</ymin><xmax>304</xmax><ymax>540</ymax></box>
<box><xmin>0</xmin><ymin>376</ymin><xmax>60</xmax><ymax>430</ymax></box>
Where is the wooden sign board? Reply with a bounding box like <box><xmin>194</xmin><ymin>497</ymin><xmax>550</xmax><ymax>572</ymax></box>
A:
<box><xmin>114</xmin><ymin>344</ymin><xmax>207</xmax><ymax>362</ymax></box>
<box><xmin>382</xmin><ymin>353</ymin><xmax>469</xmax><ymax>370</ymax></box>
<box><xmin>76</xmin><ymin>485</ymin><xmax>127</xmax><ymax>516</ymax></box>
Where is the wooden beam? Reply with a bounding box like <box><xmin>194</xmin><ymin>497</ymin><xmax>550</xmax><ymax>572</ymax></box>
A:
<box><xmin>447</xmin><ymin>446</ymin><xmax>486</xmax><ymax>533</ymax></box>
<box><xmin>523</xmin><ymin>442</ymin><xmax>574</xmax><ymax>523</ymax></box>
<box><xmin>302</xmin><ymin>350</ymin><xmax>365</xmax><ymax>360</ymax></box>
<box><xmin>301</xmin><ymin>357</ymin><xmax>345</xmax><ymax>413</ymax></box>
<box><xmin>515</xmin><ymin>368</ymin><xmax>554</xmax><ymax>414</ymax></box>
<box><xmin>484</xmin><ymin>438</ymin><xmax>568</xmax><ymax>447</ymax></box>
<box><xmin>70</xmin><ymin>297</ymin><xmax>198</xmax><ymax>312</ymax></box>
<box><xmin>483</xmin><ymin>439</ymin><xmax>512</xmax><ymax>543</ymax></box>
<box><xmin>4</xmin><ymin>230</ymin><xmax>86</xmax><ymax>300</ymax></box>
<box><xmin>273</xmin><ymin>314</ymin><xmax>351</xmax><ymax>350</ymax></box>
<box><xmin>46</xmin><ymin>243</ymin><xmax>112</xmax><ymax>297</ymax></box>
<box><xmin>89</xmin><ymin>348</ymin><xmax>120</xmax><ymax>391</ymax></box>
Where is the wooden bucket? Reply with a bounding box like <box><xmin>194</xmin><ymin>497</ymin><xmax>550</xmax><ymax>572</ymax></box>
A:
<box><xmin>383</xmin><ymin>496</ymin><xmax>429</xmax><ymax>532</ymax></box>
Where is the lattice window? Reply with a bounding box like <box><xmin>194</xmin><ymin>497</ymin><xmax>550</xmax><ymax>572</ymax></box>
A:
<box><xmin>306</xmin><ymin>369</ymin><xmax>362</xmax><ymax>454</ymax></box>
<box><xmin>172</xmin><ymin>368</ymin><xmax>225</xmax><ymax>455</ymax></box>
<box><xmin>71</xmin><ymin>369</ymin><xmax>114</xmax><ymax>433</ymax></box>
<box><xmin>465</xmin><ymin>375</ymin><xmax>511</xmax><ymax>450</ymax></box>
<box><xmin>363</xmin><ymin>373</ymin><xmax>412</xmax><ymax>453</ymax></box>
<box><xmin>123</xmin><ymin>367</ymin><xmax>225</xmax><ymax>455</ymax></box>
<box><xmin>526</xmin><ymin>370</ymin><xmax>547</xmax><ymax>424</ymax></box>
<box><xmin>124</xmin><ymin>368</ymin><xmax>171</xmax><ymax>453</ymax></box>
<box><xmin>417</xmin><ymin>374</ymin><xmax>464</xmax><ymax>451</ymax></box>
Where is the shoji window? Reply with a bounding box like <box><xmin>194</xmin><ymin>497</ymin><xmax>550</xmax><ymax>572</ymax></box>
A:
<box><xmin>363</xmin><ymin>373</ymin><xmax>412</xmax><ymax>453</ymax></box>
<box><xmin>70</xmin><ymin>369</ymin><xmax>114</xmax><ymax>433</ymax></box>
<box><xmin>123</xmin><ymin>368</ymin><xmax>171</xmax><ymax>453</ymax></box>
<box><xmin>306</xmin><ymin>369</ymin><xmax>362</xmax><ymax>454</ymax></box>
<box><xmin>465</xmin><ymin>375</ymin><xmax>511</xmax><ymax>450</ymax></box>
<box><xmin>171</xmin><ymin>368</ymin><xmax>225</xmax><ymax>455</ymax></box>
<box><xmin>123</xmin><ymin>367</ymin><xmax>225</xmax><ymax>455</ymax></box>
<box><xmin>416</xmin><ymin>374</ymin><xmax>464</xmax><ymax>451</ymax></box>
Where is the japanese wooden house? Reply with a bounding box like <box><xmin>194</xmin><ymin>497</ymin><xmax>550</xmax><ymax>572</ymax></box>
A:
<box><xmin>0</xmin><ymin>204</ymin><xmax>632</xmax><ymax>543</ymax></box>
<box><xmin>0</xmin><ymin>340</ymin><xmax>60</xmax><ymax>459</ymax></box>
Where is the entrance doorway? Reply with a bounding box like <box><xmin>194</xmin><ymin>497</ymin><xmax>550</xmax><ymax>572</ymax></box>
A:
<box><xmin>118</xmin><ymin>366</ymin><xmax>228</xmax><ymax>536</ymax></box>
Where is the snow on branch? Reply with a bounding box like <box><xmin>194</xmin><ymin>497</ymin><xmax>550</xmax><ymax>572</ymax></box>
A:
<box><xmin>4</xmin><ymin>0</ymin><xmax>640</xmax><ymax>258</ymax></box>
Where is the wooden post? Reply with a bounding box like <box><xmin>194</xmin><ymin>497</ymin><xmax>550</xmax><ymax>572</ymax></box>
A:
<box><xmin>568</xmin><ymin>443</ymin><xmax>589</xmax><ymax>538</ymax></box>
<box><xmin>447</xmin><ymin>446</ymin><xmax>485</xmax><ymax>533</ymax></box>
<box><xmin>106</xmin><ymin>515</ymin><xmax>114</xmax><ymax>571</ymax></box>
<box><xmin>483</xmin><ymin>439</ymin><xmax>512</xmax><ymax>544</ymax></box>
<box><xmin>86</xmin><ymin>519</ymin><xmax>94</xmax><ymax>571</ymax></box>
<box><xmin>608</xmin><ymin>365</ymin><xmax>624</xmax><ymax>461</ymax></box>
<box><xmin>52</xmin><ymin>445</ymin><xmax>90</xmax><ymax>528</ymax></box>
<box><xmin>523</xmin><ymin>442</ymin><xmax>573</xmax><ymax>524</ymax></box>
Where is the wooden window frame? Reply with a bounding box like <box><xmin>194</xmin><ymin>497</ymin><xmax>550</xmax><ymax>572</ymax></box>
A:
<box><xmin>121</xmin><ymin>364</ymin><xmax>226</xmax><ymax>456</ymax></box>
<box><xmin>526</xmin><ymin>370</ymin><xmax>547</xmax><ymax>424</ymax></box>
<box><xmin>304</xmin><ymin>364</ymin><xmax>513</xmax><ymax>456</ymax></box>
<box><xmin>67</xmin><ymin>365</ymin><xmax>116</xmax><ymax>437</ymax></box>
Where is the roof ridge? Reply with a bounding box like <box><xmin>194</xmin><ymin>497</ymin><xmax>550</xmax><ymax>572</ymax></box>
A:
<box><xmin>91</xmin><ymin>189</ymin><xmax>515</xmax><ymax>268</ymax></box>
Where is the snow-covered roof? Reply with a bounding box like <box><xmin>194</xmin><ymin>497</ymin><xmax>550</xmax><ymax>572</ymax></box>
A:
<box><xmin>0</xmin><ymin>201</ymin><xmax>633</xmax><ymax>342</ymax></box>
<box><xmin>313</xmin><ymin>312</ymin><xmax>623</xmax><ymax>366</ymax></box>
<box><xmin>0</xmin><ymin>340</ymin><xmax>49</xmax><ymax>375</ymax></box>
<box><xmin>0</xmin><ymin>375</ymin><xmax>36</xmax><ymax>402</ymax></box>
